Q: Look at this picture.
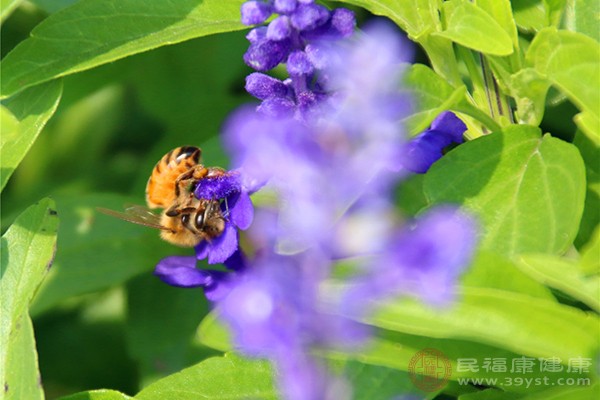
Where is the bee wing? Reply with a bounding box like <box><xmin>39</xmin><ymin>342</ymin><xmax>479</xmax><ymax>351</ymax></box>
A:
<box><xmin>96</xmin><ymin>205</ymin><xmax>169</xmax><ymax>231</ymax></box>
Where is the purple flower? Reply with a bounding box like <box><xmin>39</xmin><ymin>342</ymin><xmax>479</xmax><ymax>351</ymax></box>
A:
<box><xmin>193</xmin><ymin>169</ymin><xmax>256</xmax><ymax>264</ymax></box>
<box><xmin>401</xmin><ymin>111</ymin><xmax>467</xmax><ymax>173</ymax></box>
<box><xmin>153</xmin><ymin>255</ymin><xmax>232</xmax><ymax>301</ymax></box>
<box><xmin>240</xmin><ymin>0</ymin><xmax>356</xmax><ymax>119</ymax></box>
<box><xmin>344</xmin><ymin>207</ymin><xmax>479</xmax><ymax>313</ymax></box>
<box><xmin>217</xmin><ymin>249</ymin><xmax>366</xmax><ymax>400</ymax></box>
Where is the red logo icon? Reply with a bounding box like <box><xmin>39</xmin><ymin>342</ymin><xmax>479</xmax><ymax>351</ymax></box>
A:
<box><xmin>408</xmin><ymin>348</ymin><xmax>452</xmax><ymax>392</ymax></box>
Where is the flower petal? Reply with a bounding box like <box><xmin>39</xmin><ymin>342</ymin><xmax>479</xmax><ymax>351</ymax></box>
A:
<box><xmin>154</xmin><ymin>256</ymin><xmax>212</xmax><ymax>288</ymax></box>
<box><xmin>229</xmin><ymin>191</ymin><xmax>254</xmax><ymax>230</ymax></box>
<box><xmin>430</xmin><ymin>111</ymin><xmax>467</xmax><ymax>143</ymax></box>
<box><xmin>207</xmin><ymin>222</ymin><xmax>239</xmax><ymax>264</ymax></box>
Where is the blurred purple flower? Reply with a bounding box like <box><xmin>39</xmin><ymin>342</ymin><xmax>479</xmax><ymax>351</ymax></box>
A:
<box><xmin>153</xmin><ymin>7</ymin><xmax>481</xmax><ymax>400</ymax></box>
<box><xmin>218</xmin><ymin>248</ymin><xmax>366</xmax><ymax>400</ymax></box>
<box><xmin>401</xmin><ymin>111</ymin><xmax>467</xmax><ymax>173</ymax></box>
<box><xmin>344</xmin><ymin>207</ymin><xmax>479</xmax><ymax>313</ymax></box>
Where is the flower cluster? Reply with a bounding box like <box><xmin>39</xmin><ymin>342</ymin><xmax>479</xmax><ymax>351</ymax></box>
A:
<box><xmin>241</xmin><ymin>0</ymin><xmax>355</xmax><ymax>119</ymax></box>
<box><xmin>154</xmin><ymin>4</ymin><xmax>478</xmax><ymax>399</ymax></box>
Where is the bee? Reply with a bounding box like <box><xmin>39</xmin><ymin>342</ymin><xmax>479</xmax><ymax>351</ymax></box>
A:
<box><xmin>97</xmin><ymin>146</ymin><xmax>228</xmax><ymax>247</ymax></box>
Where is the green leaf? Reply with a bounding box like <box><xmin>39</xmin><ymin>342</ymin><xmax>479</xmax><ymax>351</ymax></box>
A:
<box><xmin>0</xmin><ymin>0</ymin><xmax>23</xmax><ymax>23</ymax></box>
<box><xmin>197</xmin><ymin>311</ymin><xmax>232</xmax><ymax>352</ymax></box>
<box><xmin>458</xmin><ymin>389</ymin><xmax>516</xmax><ymax>400</ymax></box>
<box><xmin>0</xmin><ymin>0</ymin><xmax>246</xmax><ymax>98</ymax></box>
<box><xmin>30</xmin><ymin>193</ymin><xmax>176</xmax><ymax>316</ymax></box>
<box><xmin>476</xmin><ymin>0</ymin><xmax>519</xmax><ymax>49</ymax></box>
<box><xmin>516</xmin><ymin>254</ymin><xmax>600</xmax><ymax>312</ymax></box>
<box><xmin>341</xmin><ymin>360</ymin><xmax>423</xmax><ymax>400</ymax></box>
<box><xmin>0</xmin><ymin>80</ymin><xmax>63</xmax><ymax>191</ymax></box>
<box><xmin>424</xmin><ymin>126</ymin><xmax>586</xmax><ymax>257</ymax></box>
<box><xmin>336</xmin><ymin>0</ymin><xmax>439</xmax><ymax>39</ymax></box>
<box><xmin>402</xmin><ymin>63</ymin><xmax>501</xmax><ymax>134</ymax></box>
<box><xmin>135</xmin><ymin>353</ymin><xmax>277</xmax><ymax>400</ymax></box>
<box><xmin>461</xmin><ymin>251</ymin><xmax>554</xmax><ymax>300</ymax></box>
<box><xmin>126</xmin><ymin>274</ymin><xmax>213</xmax><ymax>387</ymax></box>
<box><xmin>4</xmin><ymin>314</ymin><xmax>43</xmax><ymax>400</ymax></box>
<box><xmin>573</xmin><ymin>129</ymin><xmax>600</xmax><ymax>247</ymax></box>
<box><xmin>57</xmin><ymin>389</ymin><xmax>134</xmax><ymax>400</ymax></box>
<box><xmin>512</xmin><ymin>0</ymin><xmax>547</xmax><ymax>32</ymax></box>
<box><xmin>518</xmin><ymin>382</ymin><xmax>599</xmax><ymax>400</ymax></box>
<box><xmin>564</xmin><ymin>0</ymin><xmax>600</xmax><ymax>41</ymax></box>
<box><xmin>434</xmin><ymin>0</ymin><xmax>514</xmax><ymax>56</ymax></box>
<box><xmin>366</xmin><ymin>287</ymin><xmax>600</xmax><ymax>362</ymax></box>
<box><xmin>0</xmin><ymin>198</ymin><xmax>59</xmax><ymax>399</ymax></box>
<box><xmin>527</xmin><ymin>28</ymin><xmax>600</xmax><ymax>141</ymax></box>
<box><xmin>402</xmin><ymin>63</ymin><xmax>466</xmax><ymax>134</ymax></box>
<box><xmin>580</xmin><ymin>227</ymin><xmax>600</xmax><ymax>275</ymax></box>
<box><xmin>509</xmin><ymin>68</ymin><xmax>551</xmax><ymax>125</ymax></box>
<box><xmin>336</xmin><ymin>1</ymin><xmax>463</xmax><ymax>85</ymax></box>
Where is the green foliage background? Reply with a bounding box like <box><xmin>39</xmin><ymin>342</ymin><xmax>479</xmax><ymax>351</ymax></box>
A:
<box><xmin>1</xmin><ymin>1</ymin><xmax>599</xmax><ymax>399</ymax></box>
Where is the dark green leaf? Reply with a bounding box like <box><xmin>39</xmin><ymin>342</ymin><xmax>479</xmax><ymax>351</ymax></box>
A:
<box><xmin>0</xmin><ymin>0</ymin><xmax>23</xmax><ymax>23</ymax></box>
<box><xmin>342</xmin><ymin>360</ymin><xmax>421</xmax><ymax>400</ymax></box>
<box><xmin>30</xmin><ymin>193</ymin><xmax>177</xmax><ymax>316</ymax></box>
<box><xmin>573</xmin><ymin>130</ymin><xmax>600</xmax><ymax>247</ymax></box>
<box><xmin>135</xmin><ymin>353</ymin><xmax>277</xmax><ymax>400</ymax></box>
<box><xmin>424</xmin><ymin>126</ymin><xmax>586</xmax><ymax>256</ymax></box>
<box><xmin>0</xmin><ymin>80</ymin><xmax>62</xmax><ymax>191</ymax></box>
<box><xmin>0</xmin><ymin>0</ymin><xmax>246</xmax><ymax>98</ymax></box>
<box><xmin>126</xmin><ymin>274</ymin><xmax>214</xmax><ymax>387</ymax></box>
<box><xmin>435</xmin><ymin>0</ymin><xmax>513</xmax><ymax>56</ymax></box>
<box><xmin>517</xmin><ymin>382</ymin><xmax>600</xmax><ymax>400</ymax></box>
<box><xmin>0</xmin><ymin>198</ymin><xmax>58</xmax><ymax>399</ymax></box>
<box><xmin>57</xmin><ymin>389</ymin><xmax>134</xmax><ymax>400</ymax></box>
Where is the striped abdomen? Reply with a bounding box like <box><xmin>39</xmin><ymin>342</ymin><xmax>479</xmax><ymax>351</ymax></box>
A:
<box><xmin>146</xmin><ymin>146</ymin><xmax>201</xmax><ymax>209</ymax></box>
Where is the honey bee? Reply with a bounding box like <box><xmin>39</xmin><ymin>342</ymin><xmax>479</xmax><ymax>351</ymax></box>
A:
<box><xmin>97</xmin><ymin>146</ymin><xmax>228</xmax><ymax>247</ymax></box>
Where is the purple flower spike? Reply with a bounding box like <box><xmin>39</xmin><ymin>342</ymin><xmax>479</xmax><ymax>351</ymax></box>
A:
<box><xmin>330</xmin><ymin>8</ymin><xmax>356</xmax><ymax>37</ymax></box>
<box><xmin>401</xmin><ymin>111</ymin><xmax>467</xmax><ymax>173</ymax></box>
<box><xmin>274</xmin><ymin>0</ymin><xmax>297</xmax><ymax>14</ymax></box>
<box><xmin>246</xmin><ymin>73</ymin><xmax>289</xmax><ymax>100</ymax></box>
<box><xmin>195</xmin><ymin>171</ymin><xmax>241</xmax><ymax>200</ymax></box>
<box><xmin>241</xmin><ymin>1</ymin><xmax>273</xmax><ymax>26</ymax></box>
<box><xmin>290</xmin><ymin>3</ymin><xmax>329</xmax><ymax>31</ymax></box>
<box><xmin>287</xmin><ymin>50</ymin><xmax>314</xmax><ymax>76</ymax></box>
<box><xmin>257</xmin><ymin>96</ymin><xmax>296</xmax><ymax>117</ymax></box>
<box><xmin>244</xmin><ymin>39</ymin><xmax>292</xmax><ymax>71</ymax></box>
<box><xmin>267</xmin><ymin>16</ymin><xmax>293</xmax><ymax>41</ymax></box>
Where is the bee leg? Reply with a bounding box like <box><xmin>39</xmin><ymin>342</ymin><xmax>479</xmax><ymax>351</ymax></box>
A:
<box><xmin>175</xmin><ymin>166</ymin><xmax>208</xmax><ymax>197</ymax></box>
<box><xmin>165</xmin><ymin>205</ymin><xmax>180</xmax><ymax>217</ymax></box>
